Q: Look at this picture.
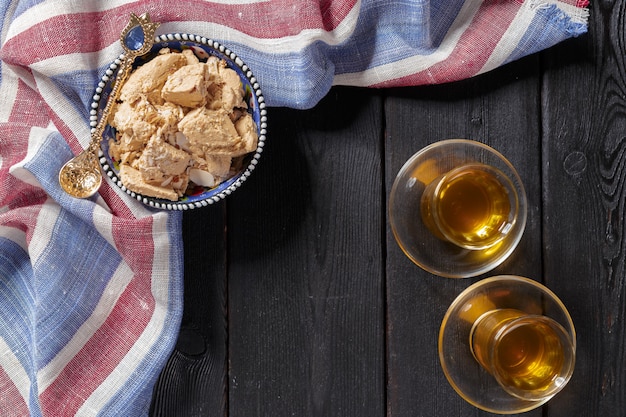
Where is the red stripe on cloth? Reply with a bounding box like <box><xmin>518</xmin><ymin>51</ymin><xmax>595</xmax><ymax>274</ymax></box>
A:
<box><xmin>9</xmin><ymin>77</ymin><xmax>51</xmax><ymax>128</ymax></box>
<box><xmin>39</xmin><ymin>272</ymin><xmax>156</xmax><ymax>413</ymax></box>
<box><xmin>39</xmin><ymin>216</ymin><xmax>156</xmax><ymax>415</ymax></box>
<box><xmin>371</xmin><ymin>0</ymin><xmax>522</xmax><ymax>87</ymax></box>
<box><xmin>3</xmin><ymin>0</ymin><xmax>357</xmax><ymax>67</ymax></box>
<box><xmin>46</xmin><ymin>108</ymin><xmax>81</xmax><ymax>155</ymax></box>
<box><xmin>320</xmin><ymin>0</ymin><xmax>358</xmax><ymax>31</ymax></box>
<box><xmin>0</xmin><ymin>123</ymin><xmax>33</xmax><ymax>203</ymax></box>
<box><xmin>559</xmin><ymin>0</ymin><xmax>588</xmax><ymax>6</ymax></box>
<box><xmin>0</xmin><ymin>202</ymin><xmax>48</xmax><ymax>249</ymax></box>
<box><xmin>0</xmin><ymin>366</ymin><xmax>29</xmax><ymax>417</ymax></box>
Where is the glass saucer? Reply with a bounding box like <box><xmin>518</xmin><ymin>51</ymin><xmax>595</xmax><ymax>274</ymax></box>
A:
<box><xmin>438</xmin><ymin>276</ymin><xmax>576</xmax><ymax>414</ymax></box>
<box><xmin>389</xmin><ymin>139</ymin><xmax>527</xmax><ymax>278</ymax></box>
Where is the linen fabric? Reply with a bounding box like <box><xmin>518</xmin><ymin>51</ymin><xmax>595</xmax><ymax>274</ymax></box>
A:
<box><xmin>0</xmin><ymin>0</ymin><xmax>588</xmax><ymax>416</ymax></box>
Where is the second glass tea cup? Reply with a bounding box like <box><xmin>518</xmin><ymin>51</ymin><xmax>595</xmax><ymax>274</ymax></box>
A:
<box><xmin>438</xmin><ymin>275</ymin><xmax>576</xmax><ymax>413</ymax></box>
<box><xmin>389</xmin><ymin>139</ymin><xmax>527</xmax><ymax>278</ymax></box>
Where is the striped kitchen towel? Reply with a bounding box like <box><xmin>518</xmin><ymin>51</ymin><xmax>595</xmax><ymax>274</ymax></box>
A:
<box><xmin>0</xmin><ymin>0</ymin><xmax>588</xmax><ymax>416</ymax></box>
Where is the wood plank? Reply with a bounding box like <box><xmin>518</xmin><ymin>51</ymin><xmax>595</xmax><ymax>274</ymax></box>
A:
<box><xmin>226</xmin><ymin>88</ymin><xmax>386</xmax><ymax>417</ymax></box>
<box><xmin>384</xmin><ymin>56</ymin><xmax>544</xmax><ymax>417</ymax></box>
<box><xmin>150</xmin><ymin>206</ymin><xmax>228</xmax><ymax>416</ymax></box>
<box><xmin>541</xmin><ymin>1</ymin><xmax>626</xmax><ymax>415</ymax></box>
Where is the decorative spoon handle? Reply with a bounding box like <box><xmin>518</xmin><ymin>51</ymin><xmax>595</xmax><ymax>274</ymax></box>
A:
<box><xmin>59</xmin><ymin>13</ymin><xmax>159</xmax><ymax>198</ymax></box>
<box><xmin>86</xmin><ymin>57</ymin><xmax>131</xmax><ymax>154</ymax></box>
<box><xmin>87</xmin><ymin>13</ymin><xmax>160</xmax><ymax>152</ymax></box>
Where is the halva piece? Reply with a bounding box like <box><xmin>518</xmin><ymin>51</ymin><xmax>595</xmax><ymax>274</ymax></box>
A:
<box><xmin>162</xmin><ymin>63</ymin><xmax>210</xmax><ymax>108</ymax></box>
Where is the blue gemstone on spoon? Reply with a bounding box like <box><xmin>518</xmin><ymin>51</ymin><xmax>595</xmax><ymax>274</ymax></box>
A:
<box><xmin>125</xmin><ymin>25</ymin><xmax>145</xmax><ymax>51</ymax></box>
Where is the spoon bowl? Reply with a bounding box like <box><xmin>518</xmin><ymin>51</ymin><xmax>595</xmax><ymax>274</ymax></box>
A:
<box><xmin>58</xmin><ymin>147</ymin><xmax>102</xmax><ymax>198</ymax></box>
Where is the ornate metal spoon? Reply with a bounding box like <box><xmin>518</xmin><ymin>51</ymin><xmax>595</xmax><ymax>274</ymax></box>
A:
<box><xmin>58</xmin><ymin>13</ymin><xmax>159</xmax><ymax>198</ymax></box>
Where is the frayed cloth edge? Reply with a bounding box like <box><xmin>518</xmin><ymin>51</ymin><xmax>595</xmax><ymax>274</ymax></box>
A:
<box><xmin>530</xmin><ymin>0</ymin><xmax>590</xmax><ymax>36</ymax></box>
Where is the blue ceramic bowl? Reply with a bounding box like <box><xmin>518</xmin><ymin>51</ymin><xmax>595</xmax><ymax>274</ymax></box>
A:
<box><xmin>92</xmin><ymin>33</ymin><xmax>267</xmax><ymax>210</ymax></box>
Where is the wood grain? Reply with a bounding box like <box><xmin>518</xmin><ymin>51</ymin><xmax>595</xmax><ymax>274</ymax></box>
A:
<box><xmin>150</xmin><ymin>207</ymin><xmax>228</xmax><ymax>416</ymax></box>
<box><xmin>542</xmin><ymin>2</ymin><xmax>626</xmax><ymax>416</ymax></box>
<box><xmin>226</xmin><ymin>88</ymin><xmax>386</xmax><ymax>417</ymax></box>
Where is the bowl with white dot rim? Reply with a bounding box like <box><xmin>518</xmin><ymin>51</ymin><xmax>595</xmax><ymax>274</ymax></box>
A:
<box><xmin>92</xmin><ymin>33</ymin><xmax>267</xmax><ymax>210</ymax></box>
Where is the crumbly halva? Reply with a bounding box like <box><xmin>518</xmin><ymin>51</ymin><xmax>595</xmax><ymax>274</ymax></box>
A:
<box><xmin>137</xmin><ymin>133</ymin><xmax>191</xmax><ymax>186</ymax></box>
<box><xmin>179</xmin><ymin>107</ymin><xmax>242</xmax><ymax>155</ymax></box>
<box><xmin>162</xmin><ymin>63</ymin><xmax>209</xmax><ymax>108</ymax></box>
<box><xmin>119</xmin><ymin>51</ymin><xmax>188</xmax><ymax>105</ymax></box>
<box><xmin>108</xmin><ymin>48</ymin><xmax>259</xmax><ymax>201</ymax></box>
<box><xmin>119</xmin><ymin>164</ymin><xmax>179</xmax><ymax>201</ymax></box>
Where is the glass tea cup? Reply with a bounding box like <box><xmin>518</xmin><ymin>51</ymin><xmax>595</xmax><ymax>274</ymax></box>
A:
<box><xmin>469</xmin><ymin>309</ymin><xmax>575</xmax><ymax>402</ymax></box>
<box><xmin>389</xmin><ymin>139</ymin><xmax>527</xmax><ymax>278</ymax></box>
<box><xmin>439</xmin><ymin>275</ymin><xmax>576</xmax><ymax>414</ymax></box>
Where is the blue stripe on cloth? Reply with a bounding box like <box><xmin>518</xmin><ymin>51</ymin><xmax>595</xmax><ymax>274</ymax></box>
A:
<box><xmin>503</xmin><ymin>3</ymin><xmax>588</xmax><ymax>67</ymax></box>
<box><xmin>213</xmin><ymin>0</ymin><xmax>443</xmax><ymax>108</ymax></box>
<box><xmin>329</xmin><ymin>0</ymin><xmax>455</xmax><ymax>71</ymax></box>
<box><xmin>32</xmin><ymin>209</ymin><xmax>123</xmax><ymax>366</ymax></box>
<box><xmin>0</xmin><ymin>237</ymin><xmax>44</xmax><ymax>416</ymax></box>
<box><xmin>0</xmin><ymin>237</ymin><xmax>36</xmax><ymax>371</ymax></box>
<box><xmin>429</xmin><ymin>0</ymin><xmax>469</xmax><ymax>46</ymax></box>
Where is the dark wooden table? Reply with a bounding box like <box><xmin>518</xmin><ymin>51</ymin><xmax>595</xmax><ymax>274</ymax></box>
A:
<box><xmin>150</xmin><ymin>2</ymin><xmax>625</xmax><ymax>416</ymax></box>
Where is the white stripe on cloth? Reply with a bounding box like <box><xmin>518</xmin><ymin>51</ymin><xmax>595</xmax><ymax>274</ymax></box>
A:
<box><xmin>0</xmin><ymin>336</ymin><xmax>30</xmax><ymax>407</ymax></box>
<box><xmin>156</xmin><ymin>2</ymin><xmax>361</xmax><ymax>52</ymax></box>
<box><xmin>8</xmin><ymin>126</ymin><xmax>51</xmax><ymax>189</ymax></box>
<box><xmin>0</xmin><ymin>225</ymin><xmax>27</xmax><ymax>253</ymax></box>
<box><xmin>28</xmin><ymin>199</ymin><xmax>61</xmax><ymax>265</ymax></box>
<box><xmin>0</xmin><ymin>65</ymin><xmax>20</xmax><ymax>123</ymax></box>
<box><xmin>29</xmin><ymin>47</ymin><xmax>119</xmax><ymax>76</ymax></box>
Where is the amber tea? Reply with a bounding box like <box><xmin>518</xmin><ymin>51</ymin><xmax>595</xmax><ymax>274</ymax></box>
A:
<box><xmin>470</xmin><ymin>309</ymin><xmax>575</xmax><ymax>401</ymax></box>
<box><xmin>421</xmin><ymin>163</ymin><xmax>516</xmax><ymax>250</ymax></box>
<box><xmin>495</xmin><ymin>320</ymin><xmax>565</xmax><ymax>392</ymax></box>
